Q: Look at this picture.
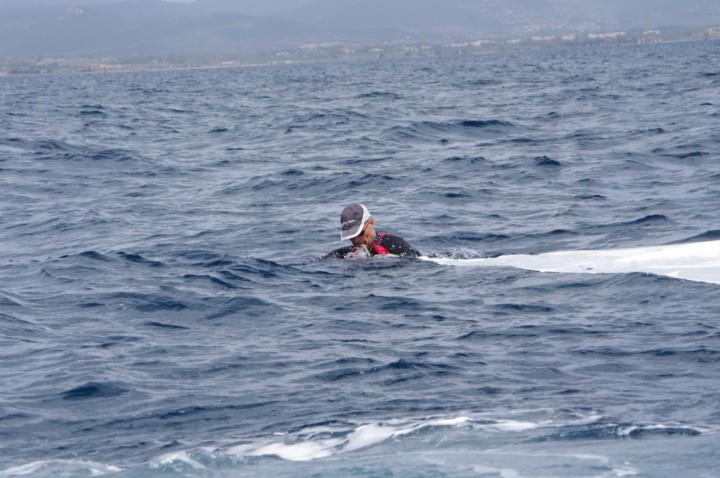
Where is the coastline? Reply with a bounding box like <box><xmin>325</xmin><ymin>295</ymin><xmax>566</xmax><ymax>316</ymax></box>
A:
<box><xmin>1</xmin><ymin>34</ymin><xmax>715</xmax><ymax>77</ymax></box>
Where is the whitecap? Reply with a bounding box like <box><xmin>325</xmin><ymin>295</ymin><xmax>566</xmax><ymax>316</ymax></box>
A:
<box><xmin>227</xmin><ymin>415</ymin><xmax>472</xmax><ymax>462</ymax></box>
<box><xmin>484</xmin><ymin>419</ymin><xmax>541</xmax><ymax>432</ymax></box>
<box><xmin>423</xmin><ymin>240</ymin><xmax>720</xmax><ymax>285</ymax></box>
<box><xmin>248</xmin><ymin>438</ymin><xmax>344</xmax><ymax>461</ymax></box>
<box><xmin>0</xmin><ymin>460</ymin><xmax>121</xmax><ymax>478</ymax></box>
<box><xmin>150</xmin><ymin>450</ymin><xmax>207</xmax><ymax>470</ymax></box>
<box><xmin>613</xmin><ymin>465</ymin><xmax>639</xmax><ymax>477</ymax></box>
<box><xmin>344</xmin><ymin>423</ymin><xmax>399</xmax><ymax>451</ymax></box>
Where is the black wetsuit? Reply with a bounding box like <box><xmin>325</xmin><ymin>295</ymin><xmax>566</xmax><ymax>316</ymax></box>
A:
<box><xmin>324</xmin><ymin>232</ymin><xmax>421</xmax><ymax>259</ymax></box>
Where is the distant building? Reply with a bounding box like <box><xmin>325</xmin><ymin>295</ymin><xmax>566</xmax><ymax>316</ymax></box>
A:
<box><xmin>300</xmin><ymin>42</ymin><xmax>341</xmax><ymax>50</ymax></box>
<box><xmin>588</xmin><ymin>32</ymin><xmax>626</xmax><ymax>40</ymax></box>
<box><xmin>532</xmin><ymin>36</ymin><xmax>555</xmax><ymax>42</ymax></box>
<box><xmin>705</xmin><ymin>27</ymin><xmax>720</xmax><ymax>40</ymax></box>
<box><xmin>639</xmin><ymin>30</ymin><xmax>662</xmax><ymax>44</ymax></box>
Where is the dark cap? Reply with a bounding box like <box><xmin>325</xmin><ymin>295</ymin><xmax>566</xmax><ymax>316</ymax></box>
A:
<box><xmin>340</xmin><ymin>203</ymin><xmax>370</xmax><ymax>240</ymax></box>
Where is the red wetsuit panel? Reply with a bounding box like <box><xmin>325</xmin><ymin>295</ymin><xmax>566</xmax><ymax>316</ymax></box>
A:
<box><xmin>371</xmin><ymin>232</ymin><xmax>420</xmax><ymax>257</ymax></box>
<box><xmin>372</xmin><ymin>232</ymin><xmax>390</xmax><ymax>255</ymax></box>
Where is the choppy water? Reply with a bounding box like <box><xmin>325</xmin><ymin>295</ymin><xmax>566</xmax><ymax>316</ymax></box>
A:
<box><xmin>1</xmin><ymin>41</ymin><xmax>720</xmax><ymax>477</ymax></box>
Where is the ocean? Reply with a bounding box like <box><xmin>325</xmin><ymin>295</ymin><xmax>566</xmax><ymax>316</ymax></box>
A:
<box><xmin>1</xmin><ymin>40</ymin><xmax>719</xmax><ymax>477</ymax></box>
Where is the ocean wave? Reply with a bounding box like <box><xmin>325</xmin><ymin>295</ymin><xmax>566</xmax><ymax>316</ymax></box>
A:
<box><xmin>0</xmin><ymin>460</ymin><xmax>121</xmax><ymax>478</ymax></box>
<box><xmin>116</xmin><ymin>251</ymin><xmax>165</xmax><ymax>267</ymax></box>
<box><xmin>224</xmin><ymin>416</ymin><xmax>473</xmax><ymax>462</ymax></box>
<box><xmin>0</xmin><ymin>412</ymin><xmax>712</xmax><ymax>476</ymax></box>
<box><xmin>0</xmin><ymin>312</ymin><xmax>45</xmax><ymax>336</ymax></box>
<box><xmin>79</xmin><ymin>109</ymin><xmax>107</xmax><ymax>117</ymax></box>
<box><xmin>533</xmin><ymin>155</ymin><xmax>563</xmax><ymax>168</ymax></box>
<box><xmin>663</xmin><ymin>150</ymin><xmax>709</xmax><ymax>160</ymax></box>
<box><xmin>429</xmin><ymin>232</ymin><xmax>510</xmax><ymax>244</ymax></box>
<box><xmin>76</xmin><ymin>250</ymin><xmax>114</xmax><ymax>262</ymax></box>
<box><xmin>9</xmin><ymin>138</ymin><xmax>148</xmax><ymax>164</ymax></box>
<box><xmin>149</xmin><ymin>412</ymin><xmax>709</xmax><ymax>466</ymax></box>
<box><xmin>535</xmin><ymin>422</ymin><xmax>706</xmax><ymax>441</ymax></box>
<box><xmin>311</xmin><ymin>358</ymin><xmax>457</xmax><ymax>383</ymax></box>
<box><xmin>0</xmin><ymin>292</ymin><xmax>23</xmax><ymax>308</ymax></box>
<box><xmin>356</xmin><ymin>91</ymin><xmax>402</xmax><ymax>99</ymax></box>
<box><xmin>442</xmin><ymin>155</ymin><xmax>488</xmax><ymax>164</ymax></box>
<box><xmin>384</xmin><ymin>119</ymin><xmax>515</xmax><ymax>142</ymax></box>
<box><xmin>464</xmin><ymin>78</ymin><xmax>501</xmax><ymax>86</ymax></box>
<box><xmin>100</xmin><ymin>292</ymin><xmax>188</xmax><ymax>312</ymax></box>
<box><xmin>61</xmin><ymin>382</ymin><xmax>128</xmax><ymax>401</ymax></box>
<box><xmin>573</xmin><ymin>346</ymin><xmax>720</xmax><ymax>362</ymax></box>
<box><xmin>204</xmin><ymin>296</ymin><xmax>281</xmax><ymax>321</ymax></box>
<box><xmin>143</xmin><ymin>320</ymin><xmax>191</xmax><ymax>331</ymax></box>
<box><xmin>674</xmin><ymin>229</ymin><xmax>720</xmax><ymax>243</ymax></box>
<box><xmin>245</xmin><ymin>171</ymin><xmax>401</xmax><ymax>196</ymax></box>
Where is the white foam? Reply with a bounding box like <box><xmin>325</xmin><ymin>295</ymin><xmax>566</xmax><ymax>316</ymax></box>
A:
<box><xmin>342</xmin><ymin>416</ymin><xmax>472</xmax><ymax>452</ymax></box>
<box><xmin>613</xmin><ymin>465</ymin><xmax>639</xmax><ymax>477</ymax></box>
<box><xmin>231</xmin><ymin>415</ymin><xmax>472</xmax><ymax>462</ymax></box>
<box><xmin>0</xmin><ymin>460</ymin><xmax>121</xmax><ymax>477</ymax></box>
<box><xmin>344</xmin><ymin>424</ymin><xmax>399</xmax><ymax>451</ymax></box>
<box><xmin>150</xmin><ymin>451</ymin><xmax>206</xmax><ymax>469</ymax></box>
<box><xmin>228</xmin><ymin>413</ymin><xmax>698</xmax><ymax>465</ymax></box>
<box><xmin>429</xmin><ymin>416</ymin><xmax>471</xmax><ymax>427</ymax></box>
<box><xmin>616</xmin><ymin>422</ymin><xmax>707</xmax><ymax>437</ymax></box>
<box><xmin>499</xmin><ymin>469</ymin><xmax>522</xmax><ymax>478</ymax></box>
<box><xmin>423</xmin><ymin>240</ymin><xmax>720</xmax><ymax>285</ymax></box>
<box><xmin>249</xmin><ymin>438</ymin><xmax>344</xmax><ymax>461</ymax></box>
<box><xmin>486</xmin><ymin>419</ymin><xmax>541</xmax><ymax>432</ymax></box>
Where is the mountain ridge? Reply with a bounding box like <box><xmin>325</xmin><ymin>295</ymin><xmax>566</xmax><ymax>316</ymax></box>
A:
<box><xmin>0</xmin><ymin>0</ymin><xmax>718</xmax><ymax>59</ymax></box>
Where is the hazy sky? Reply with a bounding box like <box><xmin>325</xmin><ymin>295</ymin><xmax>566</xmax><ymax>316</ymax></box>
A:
<box><xmin>0</xmin><ymin>0</ymin><xmax>313</xmax><ymax>15</ymax></box>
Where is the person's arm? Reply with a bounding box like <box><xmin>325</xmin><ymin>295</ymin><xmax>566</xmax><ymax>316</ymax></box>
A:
<box><xmin>321</xmin><ymin>246</ymin><xmax>353</xmax><ymax>260</ymax></box>
<box><xmin>381</xmin><ymin>234</ymin><xmax>421</xmax><ymax>257</ymax></box>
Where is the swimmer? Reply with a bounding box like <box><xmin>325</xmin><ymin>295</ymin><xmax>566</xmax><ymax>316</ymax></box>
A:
<box><xmin>323</xmin><ymin>203</ymin><xmax>420</xmax><ymax>259</ymax></box>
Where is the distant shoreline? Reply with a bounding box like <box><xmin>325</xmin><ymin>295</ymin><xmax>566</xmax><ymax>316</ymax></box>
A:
<box><xmin>0</xmin><ymin>60</ymin><xmax>280</xmax><ymax>77</ymax></box>
<box><xmin>1</xmin><ymin>34</ymin><xmax>717</xmax><ymax>77</ymax></box>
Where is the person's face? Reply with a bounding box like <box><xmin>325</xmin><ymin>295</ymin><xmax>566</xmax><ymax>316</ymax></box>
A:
<box><xmin>351</xmin><ymin>218</ymin><xmax>375</xmax><ymax>248</ymax></box>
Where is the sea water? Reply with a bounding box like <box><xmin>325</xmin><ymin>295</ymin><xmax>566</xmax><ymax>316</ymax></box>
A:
<box><xmin>1</xmin><ymin>41</ymin><xmax>720</xmax><ymax>477</ymax></box>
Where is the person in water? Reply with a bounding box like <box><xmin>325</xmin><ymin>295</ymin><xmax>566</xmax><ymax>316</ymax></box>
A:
<box><xmin>324</xmin><ymin>203</ymin><xmax>420</xmax><ymax>259</ymax></box>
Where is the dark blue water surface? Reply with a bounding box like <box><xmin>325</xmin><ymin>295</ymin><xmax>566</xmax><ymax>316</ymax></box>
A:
<box><xmin>1</xmin><ymin>41</ymin><xmax>720</xmax><ymax>477</ymax></box>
